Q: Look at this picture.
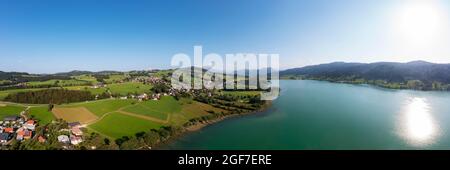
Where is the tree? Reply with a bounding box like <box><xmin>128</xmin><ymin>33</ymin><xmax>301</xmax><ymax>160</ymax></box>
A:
<box><xmin>48</xmin><ymin>104</ymin><xmax>54</xmax><ymax>111</ymax></box>
<box><xmin>142</xmin><ymin>131</ymin><xmax>160</xmax><ymax>146</ymax></box>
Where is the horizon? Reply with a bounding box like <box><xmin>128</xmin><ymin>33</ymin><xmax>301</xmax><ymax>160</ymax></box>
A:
<box><xmin>1</xmin><ymin>59</ymin><xmax>448</xmax><ymax>74</ymax></box>
<box><xmin>2</xmin><ymin>0</ymin><xmax>450</xmax><ymax>73</ymax></box>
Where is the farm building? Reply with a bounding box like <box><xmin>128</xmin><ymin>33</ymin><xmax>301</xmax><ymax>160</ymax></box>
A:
<box><xmin>23</xmin><ymin>120</ymin><xmax>36</xmax><ymax>130</ymax></box>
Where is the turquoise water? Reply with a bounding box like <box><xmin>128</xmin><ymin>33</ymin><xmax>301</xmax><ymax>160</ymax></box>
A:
<box><xmin>166</xmin><ymin>80</ymin><xmax>450</xmax><ymax>150</ymax></box>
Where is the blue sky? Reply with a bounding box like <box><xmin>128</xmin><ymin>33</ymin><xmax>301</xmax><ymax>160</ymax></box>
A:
<box><xmin>1</xmin><ymin>0</ymin><xmax>450</xmax><ymax>73</ymax></box>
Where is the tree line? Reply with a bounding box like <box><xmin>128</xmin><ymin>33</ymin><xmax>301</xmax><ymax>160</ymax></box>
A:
<box><xmin>4</xmin><ymin>89</ymin><xmax>95</xmax><ymax>104</ymax></box>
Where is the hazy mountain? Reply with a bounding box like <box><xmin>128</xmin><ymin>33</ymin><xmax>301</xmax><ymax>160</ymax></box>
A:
<box><xmin>281</xmin><ymin>61</ymin><xmax>450</xmax><ymax>90</ymax></box>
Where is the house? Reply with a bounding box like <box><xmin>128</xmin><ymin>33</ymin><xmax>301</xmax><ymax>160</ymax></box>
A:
<box><xmin>138</xmin><ymin>93</ymin><xmax>148</xmax><ymax>100</ymax></box>
<box><xmin>16</xmin><ymin>128</ymin><xmax>24</xmax><ymax>141</ymax></box>
<box><xmin>70</xmin><ymin>135</ymin><xmax>83</xmax><ymax>145</ymax></box>
<box><xmin>0</xmin><ymin>133</ymin><xmax>10</xmax><ymax>143</ymax></box>
<box><xmin>24</xmin><ymin>120</ymin><xmax>36</xmax><ymax>130</ymax></box>
<box><xmin>68</xmin><ymin>122</ymin><xmax>81</xmax><ymax>128</ymax></box>
<box><xmin>3</xmin><ymin>116</ymin><xmax>19</xmax><ymax>121</ymax></box>
<box><xmin>4</xmin><ymin>127</ymin><xmax>14</xmax><ymax>133</ymax></box>
<box><xmin>57</xmin><ymin>135</ymin><xmax>70</xmax><ymax>144</ymax></box>
<box><xmin>16</xmin><ymin>128</ymin><xmax>32</xmax><ymax>141</ymax></box>
<box><xmin>71</xmin><ymin>127</ymin><xmax>83</xmax><ymax>136</ymax></box>
<box><xmin>38</xmin><ymin>136</ymin><xmax>46</xmax><ymax>143</ymax></box>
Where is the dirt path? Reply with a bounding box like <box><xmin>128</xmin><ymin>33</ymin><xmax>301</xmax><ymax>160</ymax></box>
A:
<box><xmin>20</xmin><ymin>106</ymin><xmax>31</xmax><ymax>120</ymax></box>
<box><xmin>117</xmin><ymin>110</ymin><xmax>169</xmax><ymax>124</ymax></box>
<box><xmin>85</xmin><ymin>104</ymin><xmax>169</xmax><ymax>126</ymax></box>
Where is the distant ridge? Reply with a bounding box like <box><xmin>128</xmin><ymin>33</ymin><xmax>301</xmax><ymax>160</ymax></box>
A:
<box><xmin>280</xmin><ymin>60</ymin><xmax>450</xmax><ymax>90</ymax></box>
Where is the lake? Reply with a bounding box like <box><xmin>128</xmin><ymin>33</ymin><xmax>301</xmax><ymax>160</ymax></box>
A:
<box><xmin>165</xmin><ymin>80</ymin><xmax>450</xmax><ymax>150</ymax></box>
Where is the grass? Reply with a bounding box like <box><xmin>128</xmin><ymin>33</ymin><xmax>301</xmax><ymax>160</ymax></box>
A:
<box><xmin>72</xmin><ymin>75</ymin><xmax>98</xmax><ymax>84</ymax></box>
<box><xmin>62</xmin><ymin>99</ymin><xmax>135</xmax><ymax>117</ymax></box>
<box><xmin>26</xmin><ymin>79</ymin><xmax>90</xmax><ymax>87</ymax></box>
<box><xmin>170</xmin><ymin>101</ymin><xmax>227</xmax><ymax>126</ymax></box>
<box><xmin>52</xmin><ymin>107</ymin><xmax>98</xmax><ymax>124</ymax></box>
<box><xmin>107</xmin><ymin>82</ymin><xmax>152</xmax><ymax>95</ymax></box>
<box><xmin>0</xmin><ymin>80</ymin><xmax>11</xmax><ymax>85</ymax></box>
<box><xmin>0</xmin><ymin>105</ymin><xmax>25</xmax><ymax>119</ymax></box>
<box><xmin>26</xmin><ymin>80</ymin><xmax>58</xmax><ymax>86</ymax></box>
<box><xmin>122</xmin><ymin>104</ymin><xmax>168</xmax><ymax>120</ymax></box>
<box><xmin>121</xmin><ymin>96</ymin><xmax>180</xmax><ymax>121</ymax></box>
<box><xmin>104</xmin><ymin>74</ymin><xmax>127</xmax><ymax>83</ymax></box>
<box><xmin>28</xmin><ymin>106</ymin><xmax>55</xmax><ymax>125</ymax></box>
<box><xmin>64</xmin><ymin>86</ymin><xmax>107</xmax><ymax>95</ymax></box>
<box><xmin>89</xmin><ymin>112</ymin><xmax>163</xmax><ymax>139</ymax></box>
<box><xmin>140</xmin><ymin>96</ymin><xmax>181</xmax><ymax>113</ymax></box>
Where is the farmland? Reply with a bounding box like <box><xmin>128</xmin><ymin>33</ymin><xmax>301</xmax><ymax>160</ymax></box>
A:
<box><xmin>28</xmin><ymin>106</ymin><xmax>55</xmax><ymax>125</ymax></box>
<box><xmin>26</xmin><ymin>79</ymin><xmax>90</xmax><ymax>87</ymax></box>
<box><xmin>52</xmin><ymin>107</ymin><xmax>98</xmax><ymax>124</ymax></box>
<box><xmin>0</xmin><ymin>70</ymin><xmax>269</xmax><ymax>150</ymax></box>
<box><xmin>0</xmin><ymin>104</ymin><xmax>25</xmax><ymax>119</ymax></box>
<box><xmin>61</xmin><ymin>99</ymin><xmax>135</xmax><ymax>117</ymax></box>
<box><xmin>107</xmin><ymin>82</ymin><xmax>152</xmax><ymax>95</ymax></box>
<box><xmin>89</xmin><ymin>112</ymin><xmax>164</xmax><ymax>139</ymax></box>
<box><xmin>64</xmin><ymin>86</ymin><xmax>107</xmax><ymax>95</ymax></box>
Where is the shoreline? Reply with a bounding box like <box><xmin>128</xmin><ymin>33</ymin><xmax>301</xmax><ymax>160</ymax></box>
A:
<box><xmin>155</xmin><ymin>101</ymin><xmax>273</xmax><ymax>149</ymax></box>
<box><xmin>281</xmin><ymin>78</ymin><xmax>450</xmax><ymax>92</ymax></box>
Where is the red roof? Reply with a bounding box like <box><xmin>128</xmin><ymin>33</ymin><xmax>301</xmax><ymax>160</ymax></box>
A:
<box><xmin>26</xmin><ymin>120</ymin><xmax>35</xmax><ymax>125</ymax></box>
<box><xmin>4</xmin><ymin>128</ymin><xmax>13</xmax><ymax>133</ymax></box>
<box><xmin>38</xmin><ymin>136</ymin><xmax>46</xmax><ymax>142</ymax></box>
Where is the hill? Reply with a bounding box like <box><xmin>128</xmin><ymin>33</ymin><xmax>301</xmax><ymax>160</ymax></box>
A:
<box><xmin>280</xmin><ymin>61</ymin><xmax>450</xmax><ymax>90</ymax></box>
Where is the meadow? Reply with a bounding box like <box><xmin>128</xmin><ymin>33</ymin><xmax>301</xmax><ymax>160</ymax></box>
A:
<box><xmin>107</xmin><ymin>82</ymin><xmax>152</xmax><ymax>95</ymax></box>
<box><xmin>28</xmin><ymin>106</ymin><xmax>55</xmax><ymax>125</ymax></box>
<box><xmin>75</xmin><ymin>99</ymin><xmax>135</xmax><ymax>117</ymax></box>
<box><xmin>0</xmin><ymin>104</ymin><xmax>25</xmax><ymax>119</ymax></box>
<box><xmin>64</xmin><ymin>86</ymin><xmax>107</xmax><ymax>95</ymax></box>
<box><xmin>88</xmin><ymin>112</ymin><xmax>164</xmax><ymax>139</ymax></box>
<box><xmin>52</xmin><ymin>107</ymin><xmax>98</xmax><ymax>124</ymax></box>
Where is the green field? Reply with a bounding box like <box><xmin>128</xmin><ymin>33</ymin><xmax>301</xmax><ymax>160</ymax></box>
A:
<box><xmin>89</xmin><ymin>112</ymin><xmax>163</xmax><ymax>139</ymax></box>
<box><xmin>170</xmin><ymin>100</ymin><xmax>227</xmax><ymax>126</ymax></box>
<box><xmin>64</xmin><ymin>86</ymin><xmax>107</xmax><ymax>95</ymax></box>
<box><xmin>72</xmin><ymin>75</ymin><xmax>98</xmax><ymax>84</ymax></box>
<box><xmin>107</xmin><ymin>82</ymin><xmax>152</xmax><ymax>95</ymax></box>
<box><xmin>62</xmin><ymin>99</ymin><xmax>135</xmax><ymax>117</ymax></box>
<box><xmin>122</xmin><ymin>104</ymin><xmax>168</xmax><ymax>120</ymax></box>
<box><xmin>26</xmin><ymin>80</ymin><xmax>58</xmax><ymax>86</ymax></box>
<box><xmin>26</xmin><ymin>79</ymin><xmax>90</xmax><ymax>87</ymax></box>
<box><xmin>104</xmin><ymin>74</ymin><xmax>127</xmax><ymax>83</ymax></box>
<box><xmin>28</xmin><ymin>106</ymin><xmax>55</xmax><ymax>125</ymax></box>
<box><xmin>0</xmin><ymin>105</ymin><xmax>25</xmax><ymax>119</ymax></box>
<box><xmin>140</xmin><ymin>96</ymin><xmax>181</xmax><ymax>113</ymax></box>
<box><xmin>121</xmin><ymin>96</ymin><xmax>180</xmax><ymax>120</ymax></box>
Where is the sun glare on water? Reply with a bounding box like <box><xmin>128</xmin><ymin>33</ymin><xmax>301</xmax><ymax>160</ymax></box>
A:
<box><xmin>399</xmin><ymin>98</ymin><xmax>439</xmax><ymax>147</ymax></box>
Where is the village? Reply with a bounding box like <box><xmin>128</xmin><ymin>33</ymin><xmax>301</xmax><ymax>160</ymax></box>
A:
<box><xmin>0</xmin><ymin>110</ymin><xmax>84</xmax><ymax>147</ymax></box>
